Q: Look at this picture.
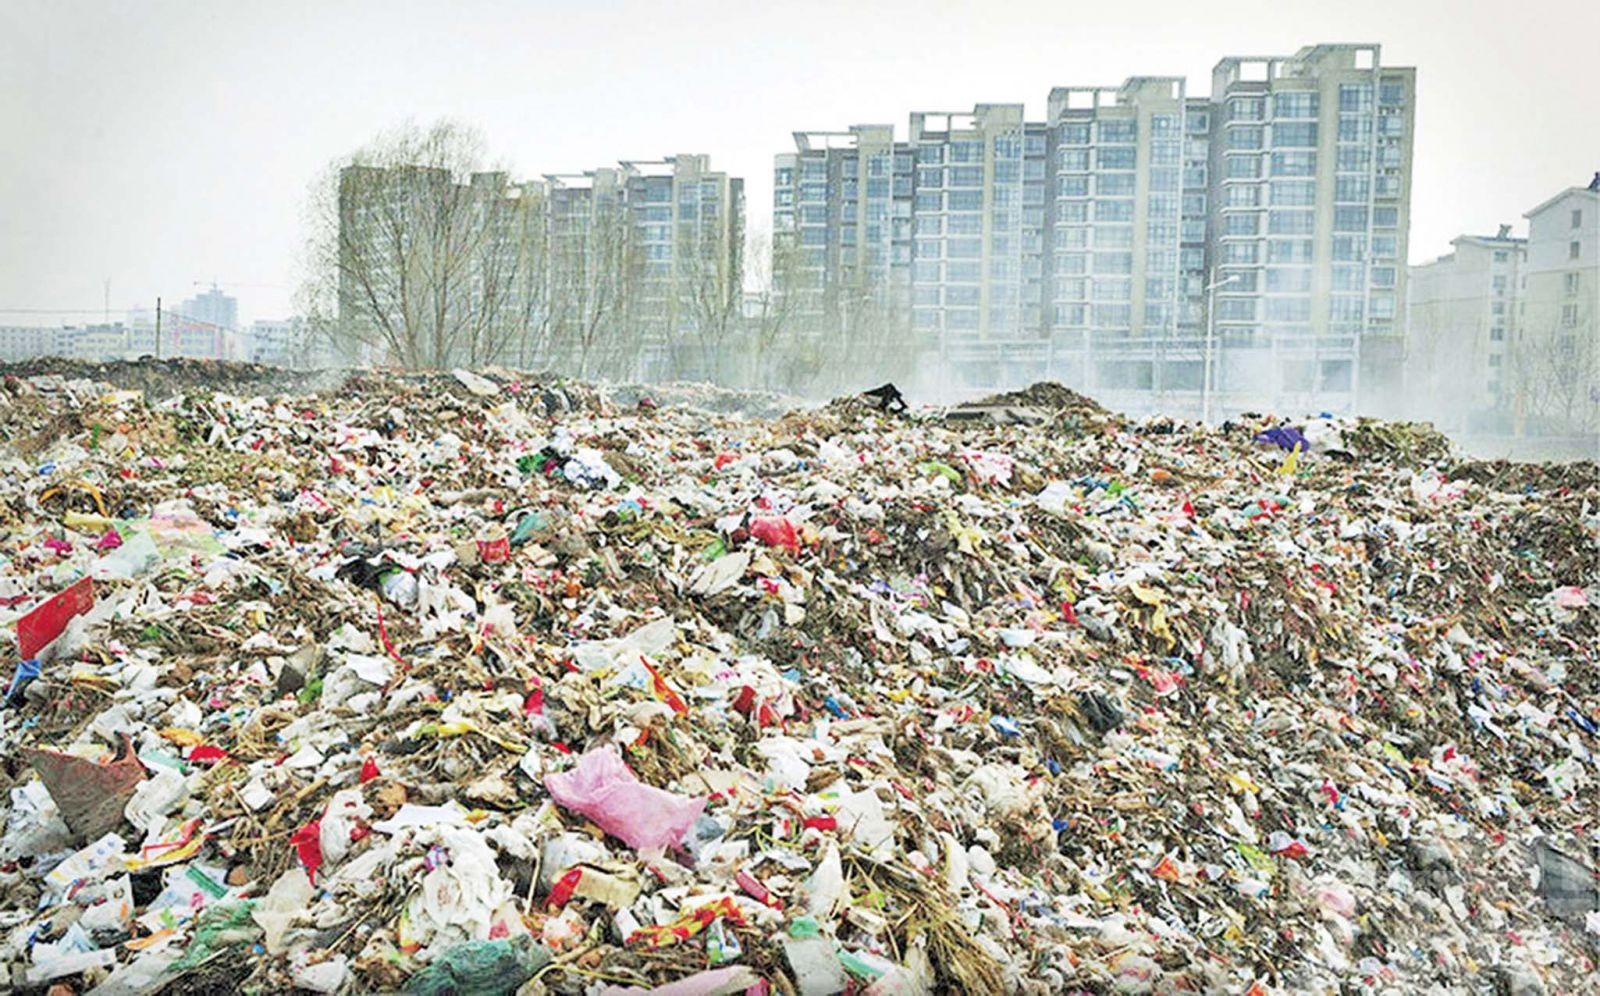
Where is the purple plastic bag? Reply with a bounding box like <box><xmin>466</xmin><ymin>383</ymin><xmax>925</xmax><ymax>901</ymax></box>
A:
<box><xmin>544</xmin><ymin>747</ymin><xmax>707</xmax><ymax>851</ymax></box>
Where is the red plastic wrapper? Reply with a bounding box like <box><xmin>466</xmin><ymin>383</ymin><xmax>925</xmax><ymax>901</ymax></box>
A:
<box><xmin>17</xmin><ymin>576</ymin><xmax>95</xmax><ymax>659</ymax></box>
<box><xmin>748</xmin><ymin>516</ymin><xmax>798</xmax><ymax>554</ymax></box>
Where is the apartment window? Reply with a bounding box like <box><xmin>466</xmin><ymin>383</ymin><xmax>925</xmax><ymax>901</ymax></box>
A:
<box><xmin>1226</xmin><ymin>156</ymin><xmax>1261</xmax><ymax>180</ymax></box>
<box><xmin>1057</xmin><ymin>201</ymin><xmax>1088</xmax><ymax>222</ymax></box>
<box><xmin>1150</xmin><ymin>142</ymin><xmax>1181</xmax><ymax>167</ymax></box>
<box><xmin>1333</xmin><ymin>265</ymin><xmax>1364</xmax><ymax>290</ymax></box>
<box><xmin>1229</xmin><ymin>97</ymin><xmax>1264</xmax><ymax>121</ymax></box>
<box><xmin>1096</xmin><ymin>199</ymin><xmax>1135</xmax><ymax>222</ymax></box>
<box><xmin>946</xmin><ymin>286</ymin><xmax>981</xmax><ymax>306</ymax></box>
<box><xmin>1273</xmin><ymin>123</ymin><xmax>1318</xmax><ymax>148</ymax></box>
<box><xmin>1339</xmin><ymin>84</ymin><xmax>1374</xmax><ymax>113</ymax></box>
<box><xmin>1059</xmin><ymin>148</ymin><xmax>1089</xmax><ymax>170</ymax></box>
<box><xmin>1489</xmin><ymin>326</ymin><xmax>1505</xmax><ymax>342</ymax></box>
<box><xmin>1187</xmin><ymin>111</ymin><xmax>1210</xmax><ymax>133</ymax></box>
<box><xmin>1488</xmin><ymin>353</ymin><xmax>1502</xmax><ymax>368</ymax></box>
<box><xmin>1269</xmin><ymin>210</ymin><xmax>1314</xmax><ymax>235</ymax></box>
<box><xmin>1573</xmin><ymin>209</ymin><xmax>1584</xmax><ymax>229</ymax></box>
<box><xmin>1151</xmin><ymin>113</ymin><xmax>1180</xmax><ymax>136</ymax></box>
<box><xmin>1096</xmin><ymin>227</ymin><xmax>1135</xmax><ymax>249</ymax></box>
<box><xmin>1181</xmin><ymin>247</ymin><xmax>1204</xmax><ymax>270</ymax></box>
<box><xmin>948</xmin><ymin>214</ymin><xmax>982</xmax><ymax>235</ymax></box>
<box><xmin>1225</xmin><ymin>212</ymin><xmax>1261</xmax><ymax>236</ymax></box>
<box><xmin>1492</xmin><ymin>300</ymin><xmax>1506</xmax><ymax>317</ymax></box>
<box><xmin>1217</xmin><ymin>298</ymin><xmax>1257</xmax><ymax>321</ymax></box>
<box><xmin>947</xmin><ymin>309</ymin><xmax>979</xmax><ymax>330</ymax></box>
<box><xmin>1273</xmin><ymin>92</ymin><xmax>1319</xmax><ymax>119</ymax></box>
<box><xmin>1378</xmin><ymin>115</ymin><xmax>1405</xmax><ymax>138</ymax></box>
<box><xmin>1093</xmin><ymin>304</ymin><xmax>1134</xmax><ymax>326</ymax></box>
<box><xmin>1057</xmin><ymin>252</ymin><xmax>1087</xmax><ymax>274</ymax></box>
<box><xmin>1058</xmin><ymin>175</ymin><xmax>1090</xmax><ymax>197</ymax></box>
<box><xmin>1337</xmin><ymin>146</ymin><xmax>1370</xmax><ymax>172</ymax></box>
<box><xmin>1091</xmin><ymin>278</ymin><xmax>1131</xmax><ymax>301</ymax></box>
<box><xmin>918</xmin><ymin>167</ymin><xmax>945</xmax><ymax>188</ymax></box>
<box><xmin>1098</xmin><ymin>147</ymin><xmax>1137</xmax><ymax>170</ymax></box>
<box><xmin>1269</xmin><ymin>240</ymin><xmax>1314</xmax><ymax>263</ymax></box>
<box><xmin>1371</xmin><ymin>266</ymin><xmax>1396</xmax><ymax>287</ymax></box>
<box><xmin>947</xmin><ymin>238</ymin><xmax>982</xmax><ymax>259</ymax></box>
<box><xmin>914</xmin><ymin>261</ymin><xmax>941</xmax><ymax>283</ymax></box>
<box><xmin>948</xmin><ymin>190</ymin><xmax>984</xmax><ymax>210</ymax></box>
<box><xmin>1229</xmin><ymin>126</ymin><xmax>1264</xmax><ymax>150</ymax></box>
<box><xmin>1379</xmin><ymin>80</ymin><xmax>1406</xmax><ymax>106</ymax></box>
<box><xmin>1329</xmin><ymin>296</ymin><xmax>1365</xmax><ymax>322</ymax></box>
<box><xmin>1338</xmin><ymin>117</ymin><xmax>1372</xmax><ymax>142</ymax></box>
<box><xmin>1270</xmin><ymin>181</ymin><xmax>1316</xmax><ymax>206</ymax></box>
<box><xmin>1266</xmin><ymin>267</ymin><xmax>1312</xmax><ymax>292</ymax></box>
<box><xmin>1375</xmin><ymin>175</ymin><xmax>1401</xmax><ymax>198</ymax></box>
<box><xmin>1379</xmin><ymin>145</ymin><xmax>1403</xmax><ymax>168</ymax></box>
<box><xmin>950</xmin><ymin>141</ymin><xmax>983</xmax><ymax>163</ymax></box>
<box><xmin>1335</xmin><ymin>176</ymin><xmax>1370</xmax><ymax>203</ymax></box>
<box><xmin>1333</xmin><ymin>206</ymin><xmax>1368</xmax><ymax>232</ymax></box>
<box><xmin>1373</xmin><ymin>207</ymin><xmax>1399</xmax><ymax>228</ymax></box>
<box><xmin>1271</xmin><ymin>151</ymin><xmax>1317</xmax><ymax>176</ymax></box>
<box><xmin>1098</xmin><ymin>119</ymin><xmax>1137</xmax><ymax>144</ymax></box>
<box><xmin>1098</xmin><ymin>174</ymin><xmax>1136</xmax><ymax>196</ymax></box>
<box><xmin>1221</xmin><ymin>242</ymin><xmax>1260</xmax><ymax>264</ymax></box>
<box><xmin>1058</xmin><ymin>227</ymin><xmax>1089</xmax><ymax>248</ymax></box>
<box><xmin>1492</xmin><ymin>275</ymin><xmax>1508</xmax><ymax>295</ymax></box>
<box><xmin>947</xmin><ymin>262</ymin><xmax>981</xmax><ymax>282</ymax></box>
<box><xmin>916</xmin><ymin>216</ymin><xmax>944</xmax><ymax>236</ymax></box>
<box><xmin>1093</xmin><ymin>251</ymin><xmax>1134</xmax><ymax>273</ymax></box>
<box><xmin>1228</xmin><ymin>184</ymin><xmax>1263</xmax><ymax>207</ymax></box>
<box><xmin>1566</xmin><ymin>272</ymin><xmax>1581</xmax><ymax>297</ymax></box>
<box><xmin>994</xmin><ymin>133</ymin><xmax>1023</xmax><ymax>159</ymax></box>
<box><xmin>1493</xmin><ymin>250</ymin><xmax>1509</xmax><ymax>263</ymax></box>
<box><xmin>1370</xmin><ymin>294</ymin><xmax>1396</xmax><ymax>319</ymax></box>
<box><xmin>1571</xmin><ymin>241</ymin><xmax>1583</xmax><ymax>260</ymax></box>
<box><xmin>1055</xmin><ymin>303</ymin><xmax>1087</xmax><ymax>325</ymax></box>
<box><xmin>1563</xmin><ymin>304</ymin><xmax>1580</xmax><ymax>327</ymax></box>
<box><xmin>1058</xmin><ymin>123</ymin><xmax>1091</xmax><ymax>145</ymax></box>
<box><xmin>949</xmin><ymin>166</ymin><xmax>983</xmax><ymax>188</ymax></box>
<box><xmin>1266</xmin><ymin>298</ymin><xmax>1312</xmax><ymax>322</ymax></box>
<box><xmin>1149</xmin><ymin>168</ymin><xmax>1180</xmax><ymax>192</ymax></box>
<box><xmin>917</xmin><ymin>145</ymin><xmax>945</xmax><ymax>165</ymax></box>
<box><xmin>1025</xmin><ymin>133</ymin><xmax>1046</xmax><ymax>156</ymax></box>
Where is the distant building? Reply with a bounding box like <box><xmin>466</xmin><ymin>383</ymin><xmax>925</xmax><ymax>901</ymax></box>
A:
<box><xmin>774</xmin><ymin>42</ymin><xmax>1415</xmax><ymax>416</ymax></box>
<box><xmin>1406</xmin><ymin>228</ymin><xmax>1525</xmax><ymax>431</ymax></box>
<box><xmin>1406</xmin><ymin>174</ymin><xmax>1599</xmax><ymax>440</ymax></box>
<box><xmin>0</xmin><ymin>325</ymin><xmax>71</xmax><ymax>363</ymax></box>
<box><xmin>248</xmin><ymin>318</ymin><xmax>331</xmax><ymax>368</ymax></box>
<box><xmin>180</xmin><ymin>286</ymin><xmax>238</xmax><ymax>333</ymax></box>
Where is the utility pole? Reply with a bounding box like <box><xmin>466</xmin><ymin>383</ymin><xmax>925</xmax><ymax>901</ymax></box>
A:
<box><xmin>155</xmin><ymin>297</ymin><xmax>161</xmax><ymax>359</ymax></box>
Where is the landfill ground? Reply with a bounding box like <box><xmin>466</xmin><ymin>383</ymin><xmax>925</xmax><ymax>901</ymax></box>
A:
<box><xmin>0</xmin><ymin>362</ymin><xmax>1595</xmax><ymax>996</ymax></box>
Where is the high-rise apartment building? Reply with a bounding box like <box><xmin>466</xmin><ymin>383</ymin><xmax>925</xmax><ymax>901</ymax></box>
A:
<box><xmin>1514</xmin><ymin>178</ymin><xmax>1598</xmax><ymax>435</ymax></box>
<box><xmin>774</xmin><ymin>43</ymin><xmax>1416</xmax><ymax>414</ymax></box>
<box><xmin>1207</xmin><ymin>44</ymin><xmax>1414</xmax><ymax>414</ymax></box>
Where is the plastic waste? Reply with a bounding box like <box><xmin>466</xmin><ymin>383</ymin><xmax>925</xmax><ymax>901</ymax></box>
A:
<box><xmin>543</xmin><ymin>747</ymin><xmax>707</xmax><ymax>852</ymax></box>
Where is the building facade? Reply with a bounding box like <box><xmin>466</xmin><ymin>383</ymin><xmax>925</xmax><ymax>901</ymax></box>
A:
<box><xmin>1514</xmin><ymin>180</ymin><xmax>1599</xmax><ymax>434</ymax></box>
<box><xmin>773</xmin><ymin>42</ymin><xmax>1416</xmax><ymax>415</ymax></box>
<box><xmin>1405</xmin><ymin>228</ymin><xmax>1525</xmax><ymax>431</ymax></box>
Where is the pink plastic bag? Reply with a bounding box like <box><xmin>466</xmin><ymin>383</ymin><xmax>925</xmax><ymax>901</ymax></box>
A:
<box><xmin>544</xmin><ymin>748</ymin><xmax>706</xmax><ymax>851</ymax></box>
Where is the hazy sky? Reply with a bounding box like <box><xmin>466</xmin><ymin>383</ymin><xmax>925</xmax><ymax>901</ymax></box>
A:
<box><xmin>3</xmin><ymin>0</ymin><xmax>1597</xmax><ymax>324</ymax></box>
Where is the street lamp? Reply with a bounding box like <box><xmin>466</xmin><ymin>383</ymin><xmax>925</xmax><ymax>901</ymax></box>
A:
<box><xmin>1201</xmin><ymin>272</ymin><xmax>1239</xmax><ymax>423</ymax></box>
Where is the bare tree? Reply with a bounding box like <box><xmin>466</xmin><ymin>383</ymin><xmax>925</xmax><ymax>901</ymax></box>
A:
<box><xmin>1507</xmin><ymin>310</ymin><xmax>1600</xmax><ymax>436</ymax></box>
<box><xmin>743</xmin><ymin>230</ymin><xmax>809</xmax><ymax>390</ymax></box>
<box><xmin>297</xmin><ymin>120</ymin><xmax>547</xmax><ymax>370</ymax></box>
<box><xmin>545</xmin><ymin>192</ymin><xmax>640</xmax><ymax>380</ymax></box>
<box><xmin>677</xmin><ymin>222</ymin><xmax>744</xmax><ymax>384</ymax></box>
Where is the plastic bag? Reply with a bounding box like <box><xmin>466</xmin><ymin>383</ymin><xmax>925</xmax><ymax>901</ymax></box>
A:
<box><xmin>544</xmin><ymin>747</ymin><xmax>706</xmax><ymax>851</ymax></box>
<box><xmin>404</xmin><ymin>936</ymin><xmax>551</xmax><ymax>996</ymax></box>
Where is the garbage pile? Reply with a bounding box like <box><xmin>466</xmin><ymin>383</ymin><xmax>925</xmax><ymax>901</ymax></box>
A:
<box><xmin>0</xmin><ymin>367</ymin><xmax>1595</xmax><ymax>995</ymax></box>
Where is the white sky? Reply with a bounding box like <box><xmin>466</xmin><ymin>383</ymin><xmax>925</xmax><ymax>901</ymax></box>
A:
<box><xmin>2</xmin><ymin>0</ymin><xmax>1597</xmax><ymax>325</ymax></box>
